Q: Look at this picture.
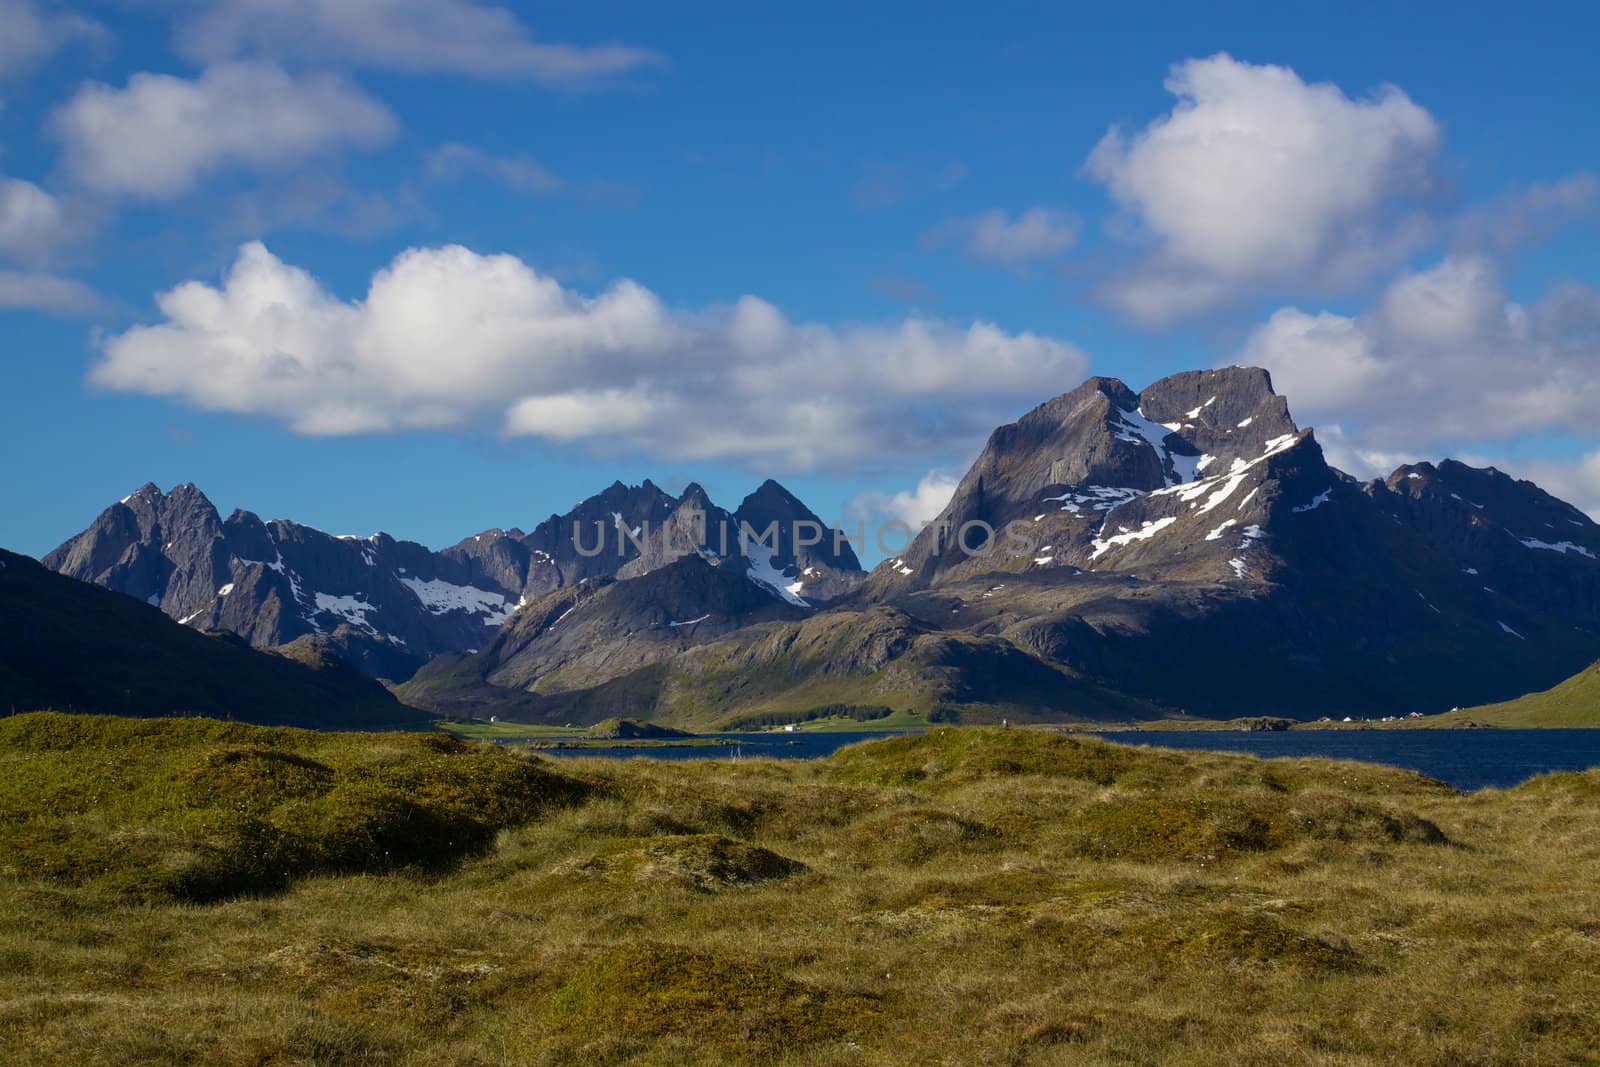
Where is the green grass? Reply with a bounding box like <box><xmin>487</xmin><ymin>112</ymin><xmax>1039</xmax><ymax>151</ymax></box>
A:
<box><xmin>2</xmin><ymin>715</ymin><xmax>1599</xmax><ymax>1064</ymax></box>
<box><xmin>0</xmin><ymin>713</ymin><xmax>587</xmax><ymax>902</ymax></box>
<box><xmin>1414</xmin><ymin>657</ymin><xmax>1600</xmax><ymax>728</ymax></box>
<box><xmin>770</xmin><ymin>707</ymin><xmax>940</xmax><ymax>732</ymax></box>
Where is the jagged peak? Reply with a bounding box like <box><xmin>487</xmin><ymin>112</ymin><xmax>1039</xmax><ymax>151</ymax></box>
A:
<box><xmin>118</xmin><ymin>482</ymin><xmax>163</xmax><ymax>505</ymax></box>
<box><xmin>678</xmin><ymin>482</ymin><xmax>713</xmax><ymax>508</ymax></box>
<box><xmin>1136</xmin><ymin>366</ymin><xmax>1295</xmax><ymax>432</ymax></box>
<box><xmin>736</xmin><ymin>478</ymin><xmax>805</xmax><ymax>514</ymax></box>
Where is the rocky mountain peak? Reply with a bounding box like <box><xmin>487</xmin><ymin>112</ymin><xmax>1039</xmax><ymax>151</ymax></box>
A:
<box><xmin>887</xmin><ymin>367</ymin><xmax>1311</xmax><ymax>583</ymax></box>
<box><xmin>732</xmin><ymin>477</ymin><xmax>863</xmax><ymax>600</ymax></box>
<box><xmin>677</xmin><ymin>482</ymin><xmax>714</xmax><ymax>509</ymax></box>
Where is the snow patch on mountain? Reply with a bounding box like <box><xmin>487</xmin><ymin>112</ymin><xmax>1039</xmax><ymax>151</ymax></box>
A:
<box><xmin>1293</xmin><ymin>489</ymin><xmax>1332</xmax><ymax>513</ymax></box>
<box><xmin>400</xmin><ymin>577</ymin><xmax>515</xmax><ymax>624</ymax></box>
<box><xmin>1044</xmin><ymin>486</ymin><xmax>1142</xmax><ymax>514</ymax></box>
<box><xmin>1519</xmin><ymin>537</ymin><xmax>1595</xmax><ymax>559</ymax></box>
<box><xmin>315</xmin><ymin>592</ymin><xmax>376</xmax><ymax>630</ymax></box>
<box><xmin>1090</xmin><ymin>516</ymin><xmax>1177</xmax><ymax>559</ymax></box>
<box><xmin>744</xmin><ymin>541</ymin><xmax>808</xmax><ymax>606</ymax></box>
<box><xmin>1117</xmin><ymin>406</ymin><xmax>1202</xmax><ymax>486</ymax></box>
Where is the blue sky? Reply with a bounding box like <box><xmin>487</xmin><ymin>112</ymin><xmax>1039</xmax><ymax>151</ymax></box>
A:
<box><xmin>2</xmin><ymin>0</ymin><xmax>1597</xmax><ymax>562</ymax></box>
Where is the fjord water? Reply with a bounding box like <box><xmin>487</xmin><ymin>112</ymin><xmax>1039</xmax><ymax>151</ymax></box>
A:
<box><xmin>1100</xmin><ymin>730</ymin><xmax>1600</xmax><ymax>791</ymax></box>
<box><xmin>533</xmin><ymin>729</ymin><xmax>1600</xmax><ymax>791</ymax></box>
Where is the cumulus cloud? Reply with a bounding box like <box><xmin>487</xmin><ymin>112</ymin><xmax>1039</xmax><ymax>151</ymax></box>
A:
<box><xmin>847</xmin><ymin>470</ymin><xmax>960</xmax><ymax>530</ymax></box>
<box><xmin>0</xmin><ymin>174</ymin><xmax>67</xmax><ymax>259</ymax></box>
<box><xmin>925</xmin><ymin>207</ymin><xmax>1079</xmax><ymax>267</ymax></box>
<box><xmin>92</xmin><ymin>242</ymin><xmax>1090</xmax><ymax>470</ymax></box>
<box><xmin>0</xmin><ymin>269</ymin><xmax>105</xmax><ymax>315</ymax></box>
<box><xmin>1244</xmin><ymin>255</ymin><xmax>1600</xmax><ymax>450</ymax></box>
<box><xmin>0</xmin><ymin>0</ymin><xmax>106</xmax><ymax>81</ymax></box>
<box><xmin>1242</xmin><ymin>254</ymin><xmax>1600</xmax><ymax>521</ymax></box>
<box><xmin>1086</xmin><ymin>53</ymin><xmax>1440</xmax><ymax>323</ymax></box>
<box><xmin>1504</xmin><ymin>451</ymin><xmax>1600</xmax><ymax>522</ymax></box>
<box><xmin>1243</xmin><ymin>249</ymin><xmax>1600</xmax><ymax>521</ymax></box>
<box><xmin>173</xmin><ymin>0</ymin><xmax>662</xmax><ymax>85</ymax></box>
<box><xmin>53</xmin><ymin>62</ymin><xmax>396</xmax><ymax>199</ymax></box>
<box><xmin>1450</xmin><ymin>172</ymin><xmax>1598</xmax><ymax>254</ymax></box>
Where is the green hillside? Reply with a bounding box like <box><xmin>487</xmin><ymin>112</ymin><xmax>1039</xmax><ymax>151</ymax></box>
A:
<box><xmin>1421</xmin><ymin>657</ymin><xmax>1600</xmax><ymax>727</ymax></box>
<box><xmin>0</xmin><ymin>548</ymin><xmax>419</xmax><ymax>728</ymax></box>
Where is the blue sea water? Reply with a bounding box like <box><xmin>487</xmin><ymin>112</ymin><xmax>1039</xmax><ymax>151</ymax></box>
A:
<box><xmin>527</xmin><ymin>728</ymin><xmax>1600</xmax><ymax>792</ymax></box>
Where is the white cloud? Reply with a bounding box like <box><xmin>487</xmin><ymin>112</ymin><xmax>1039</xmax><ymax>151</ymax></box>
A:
<box><xmin>1243</xmin><ymin>254</ymin><xmax>1600</xmax><ymax>456</ymax></box>
<box><xmin>0</xmin><ymin>0</ymin><xmax>106</xmax><ymax>81</ymax></box>
<box><xmin>1451</xmin><ymin>172</ymin><xmax>1598</xmax><ymax>254</ymax></box>
<box><xmin>0</xmin><ymin>269</ymin><xmax>105</xmax><ymax>315</ymax></box>
<box><xmin>174</xmin><ymin>0</ymin><xmax>662</xmax><ymax>85</ymax></box>
<box><xmin>92</xmin><ymin>242</ymin><xmax>1090</xmax><ymax>470</ymax></box>
<box><xmin>425</xmin><ymin>143</ymin><xmax>563</xmax><ymax>195</ymax></box>
<box><xmin>1503</xmin><ymin>452</ymin><xmax>1600</xmax><ymax>522</ymax></box>
<box><xmin>0</xmin><ymin>174</ymin><xmax>66</xmax><ymax>259</ymax></box>
<box><xmin>847</xmin><ymin>470</ymin><xmax>960</xmax><ymax>530</ymax></box>
<box><xmin>927</xmin><ymin>207</ymin><xmax>1079</xmax><ymax>266</ymax></box>
<box><xmin>53</xmin><ymin>62</ymin><xmax>396</xmax><ymax>199</ymax></box>
<box><xmin>1086</xmin><ymin>53</ymin><xmax>1440</xmax><ymax>323</ymax></box>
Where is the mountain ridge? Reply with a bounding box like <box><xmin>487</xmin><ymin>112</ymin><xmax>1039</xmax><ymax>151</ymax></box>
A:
<box><xmin>36</xmin><ymin>366</ymin><xmax>1600</xmax><ymax>727</ymax></box>
<box><xmin>45</xmin><ymin>476</ymin><xmax>864</xmax><ymax>682</ymax></box>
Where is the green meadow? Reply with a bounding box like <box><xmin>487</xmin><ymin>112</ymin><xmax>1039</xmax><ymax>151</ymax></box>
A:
<box><xmin>2</xmin><ymin>713</ymin><xmax>1598</xmax><ymax>1064</ymax></box>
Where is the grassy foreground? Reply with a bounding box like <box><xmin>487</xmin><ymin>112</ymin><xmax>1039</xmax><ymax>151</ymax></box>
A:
<box><xmin>3</xmin><ymin>714</ymin><xmax>1599</xmax><ymax>1064</ymax></box>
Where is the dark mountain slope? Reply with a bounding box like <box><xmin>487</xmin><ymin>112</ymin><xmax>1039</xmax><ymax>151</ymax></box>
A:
<box><xmin>0</xmin><ymin>549</ymin><xmax>416</xmax><ymax>727</ymax></box>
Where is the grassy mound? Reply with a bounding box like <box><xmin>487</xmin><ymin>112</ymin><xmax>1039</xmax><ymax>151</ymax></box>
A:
<box><xmin>841</xmin><ymin>807</ymin><xmax>1001</xmax><ymax>865</ymax></box>
<box><xmin>0</xmin><ymin>712</ymin><xmax>588</xmax><ymax>901</ymax></box>
<box><xmin>1063</xmin><ymin>790</ymin><xmax>1446</xmax><ymax>861</ymax></box>
<box><xmin>1511</xmin><ymin>767</ymin><xmax>1600</xmax><ymax>798</ymax></box>
<box><xmin>825</xmin><ymin>726</ymin><xmax>1170</xmax><ymax>787</ymax></box>
<box><xmin>558</xmin><ymin>833</ymin><xmax>806</xmax><ymax>892</ymax></box>
<box><xmin>546</xmin><ymin>943</ymin><xmax>878</xmax><ymax>1054</ymax></box>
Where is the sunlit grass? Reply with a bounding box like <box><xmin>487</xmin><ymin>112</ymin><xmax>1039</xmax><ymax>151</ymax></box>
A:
<box><xmin>1</xmin><ymin>714</ymin><xmax>1597</xmax><ymax>1064</ymax></box>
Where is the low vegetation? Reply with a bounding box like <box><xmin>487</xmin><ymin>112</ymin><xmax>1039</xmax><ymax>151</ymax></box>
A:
<box><xmin>2</xmin><ymin>713</ymin><xmax>1598</xmax><ymax>1063</ymax></box>
<box><xmin>1416</xmin><ymin>656</ymin><xmax>1600</xmax><ymax>728</ymax></box>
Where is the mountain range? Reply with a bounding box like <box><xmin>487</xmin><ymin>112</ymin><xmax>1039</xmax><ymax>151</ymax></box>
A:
<box><xmin>44</xmin><ymin>476</ymin><xmax>861</xmax><ymax>684</ymax></box>
<box><xmin>35</xmin><ymin>366</ymin><xmax>1600</xmax><ymax>727</ymax></box>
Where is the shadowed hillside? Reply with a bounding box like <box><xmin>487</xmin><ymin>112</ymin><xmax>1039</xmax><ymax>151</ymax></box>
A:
<box><xmin>0</xmin><ymin>549</ymin><xmax>418</xmax><ymax>728</ymax></box>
